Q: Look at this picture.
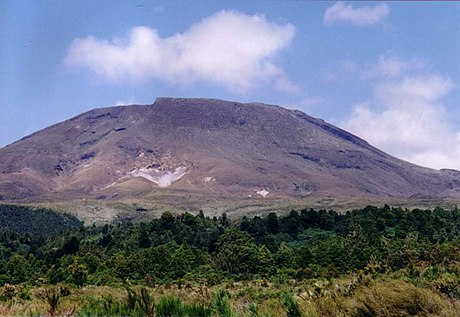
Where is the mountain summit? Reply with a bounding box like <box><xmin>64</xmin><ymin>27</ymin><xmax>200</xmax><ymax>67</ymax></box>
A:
<box><xmin>1</xmin><ymin>98</ymin><xmax>459</xmax><ymax>220</ymax></box>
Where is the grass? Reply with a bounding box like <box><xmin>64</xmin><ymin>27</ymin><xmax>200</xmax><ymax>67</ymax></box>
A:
<box><xmin>44</xmin><ymin>288</ymin><xmax>60</xmax><ymax>317</ymax></box>
<box><xmin>0</xmin><ymin>275</ymin><xmax>459</xmax><ymax>316</ymax></box>
<box><xmin>138</xmin><ymin>287</ymin><xmax>155</xmax><ymax>317</ymax></box>
<box><xmin>282</xmin><ymin>291</ymin><xmax>302</xmax><ymax>317</ymax></box>
<box><xmin>156</xmin><ymin>296</ymin><xmax>185</xmax><ymax>317</ymax></box>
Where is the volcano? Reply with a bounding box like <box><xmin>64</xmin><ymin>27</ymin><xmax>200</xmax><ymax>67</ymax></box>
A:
<box><xmin>1</xmin><ymin>98</ymin><xmax>459</xmax><ymax>222</ymax></box>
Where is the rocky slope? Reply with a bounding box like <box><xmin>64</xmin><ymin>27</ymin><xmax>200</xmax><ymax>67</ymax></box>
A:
<box><xmin>1</xmin><ymin>98</ymin><xmax>459</xmax><ymax>220</ymax></box>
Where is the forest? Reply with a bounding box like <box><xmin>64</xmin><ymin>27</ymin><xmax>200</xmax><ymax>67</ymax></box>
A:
<box><xmin>0</xmin><ymin>204</ymin><xmax>459</xmax><ymax>316</ymax></box>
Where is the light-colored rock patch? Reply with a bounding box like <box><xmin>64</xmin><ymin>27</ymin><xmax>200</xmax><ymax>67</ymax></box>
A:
<box><xmin>128</xmin><ymin>166</ymin><xmax>187</xmax><ymax>187</ymax></box>
<box><xmin>256</xmin><ymin>189</ymin><xmax>269</xmax><ymax>198</ymax></box>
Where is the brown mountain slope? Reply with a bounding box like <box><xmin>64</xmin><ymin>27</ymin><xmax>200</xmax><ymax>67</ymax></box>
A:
<box><xmin>1</xmin><ymin>98</ymin><xmax>460</xmax><ymax>220</ymax></box>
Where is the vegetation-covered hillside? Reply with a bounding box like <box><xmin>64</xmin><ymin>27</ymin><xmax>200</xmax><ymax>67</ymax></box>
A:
<box><xmin>0</xmin><ymin>205</ymin><xmax>459</xmax><ymax>316</ymax></box>
<box><xmin>0</xmin><ymin>204</ymin><xmax>83</xmax><ymax>237</ymax></box>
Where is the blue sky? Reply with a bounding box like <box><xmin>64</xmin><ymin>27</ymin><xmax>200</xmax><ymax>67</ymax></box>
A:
<box><xmin>1</xmin><ymin>1</ymin><xmax>460</xmax><ymax>169</ymax></box>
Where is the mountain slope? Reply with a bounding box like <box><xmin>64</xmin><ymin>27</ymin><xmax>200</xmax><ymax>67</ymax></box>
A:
<box><xmin>1</xmin><ymin>98</ymin><xmax>459</xmax><ymax>217</ymax></box>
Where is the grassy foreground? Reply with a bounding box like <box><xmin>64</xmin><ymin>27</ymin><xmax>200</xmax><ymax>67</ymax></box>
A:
<box><xmin>1</xmin><ymin>273</ymin><xmax>459</xmax><ymax>317</ymax></box>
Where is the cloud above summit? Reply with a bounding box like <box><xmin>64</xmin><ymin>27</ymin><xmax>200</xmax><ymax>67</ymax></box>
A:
<box><xmin>64</xmin><ymin>10</ymin><xmax>296</xmax><ymax>93</ymax></box>
<box><xmin>324</xmin><ymin>2</ymin><xmax>389</xmax><ymax>26</ymax></box>
<box><xmin>341</xmin><ymin>55</ymin><xmax>460</xmax><ymax>170</ymax></box>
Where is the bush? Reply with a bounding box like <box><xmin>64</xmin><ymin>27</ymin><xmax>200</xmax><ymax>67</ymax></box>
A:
<box><xmin>1</xmin><ymin>284</ymin><xmax>16</xmax><ymax>302</ymax></box>
<box><xmin>351</xmin><ymin>280</ymin><xmax>441</xmax><ymax>316</ymax></box>
<box><xmin>433</xmin><ymin>274</ymin><xmax>460</xmax><ymax>299</ymax></box>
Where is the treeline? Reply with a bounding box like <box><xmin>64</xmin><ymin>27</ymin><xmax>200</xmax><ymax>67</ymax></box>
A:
<box><xmin>0</xmin><ymin>205</ymin><xmax>459</xmax><ymax>298</ymax></box>
<box><xmin>0</xmin><ymin>204</ymin><xmax>83</xmax><ymax>237</ymax></box>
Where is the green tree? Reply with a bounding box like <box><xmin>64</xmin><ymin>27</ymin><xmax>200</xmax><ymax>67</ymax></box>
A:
<box><xmin>344</xmin><ymin>224</ymin><xmax>372</xmax><ymax>270</ymax></box>
<box><xmin>275</xmin><ymin>244</ymin><xmax>298</xmax><ymax>269</ymax></box>
<box><xmin>3</xmin><ymin>254</ymin><xmax>33</xmax><ymax>284</ymax></box>
<box><xmin>267</xmin><ymin>212</ymin><xmax>280</xmax><ymax>234</ymax></box>
<box><xmin>215</xmin><ymin>229</ymin><xmax>258</xmax><ymax>275</ymax></box>
<box><xmin>257</xmin><ymin>245</ymin><xmax>276</xmax><ymax>277</ymax></box>
<box><xmin>68</xmin><ymin>259</ymin><xmax>88</xmax><ymax>287</ymax></box>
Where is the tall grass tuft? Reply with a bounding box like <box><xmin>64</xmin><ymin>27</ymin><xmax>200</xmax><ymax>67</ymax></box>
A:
<box><xmin>102</xmin><ymin>294</ymin><xmax>121</xmax><ymax>316</ymax></box>
<box><xmin>156</xmin><ymin>296</ymin><xmax>184</xmax><ymax>317</ymax></box>
<box><xmin>184</xmin><ymin>302</ymin><xmax>212</xmax><ymax>317</ymax></box>
<box><xmin>2</xmin><ymin>284</ymin><xmax>16</xmax><ymax>303</ymax></box>
<box><xmin>247</xmin><ymin>302</ymin><xmax>260</xmax><ymax>317</ymax></box>
<box><xmin>213</xmin><ymin>289</ymin><xmax>233</xmax><ymax>317</ymax></box>
<box><xmin>59</xmin><ymin>285</ymin><xmax>71</xmax><ymax>297</ymax></box>
<box><xmin>45</xmin><ymin>288</ymin><xmax>60</xmax><ymax>317</ymax></box>
<box><xmin>126</xmin><ymin>286</ymin><xmax>138</xmax><ymax>311</ymax></box>
<box><xmin>351</xmin><ymin>280</ymin><xmax>441</xmax><ymax>317</ymax></box>
<box><xmin>282</xmin><ymin>291</ymin><xmax>302</xmax><ymax>317</ymax></box>
<box><xmin>138</xmin><ymin>287</ymin><xmax>155</xmax><ymax>317</ymax></box>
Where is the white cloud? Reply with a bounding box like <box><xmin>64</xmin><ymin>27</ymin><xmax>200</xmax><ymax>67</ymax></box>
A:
<box><xmin>375</xmin><ymin>75</ymin><xmax>452</xmax><ymax>108</ymax></box>
<box><xmin>322</xmin><ymin>54</ymin><xmax>427</xmax><ymax>83</ymax></box>
<box><xmin>64</xmin><ymin>10</ymin><xmax>296</xmax><ymax>93</ymax></box>
<box><xmin>341</xmin><ymin>57</ymin><xmax>459</xmax><ymax>170</ymax></box>
<box><xmin>361</xmin><ymin>54</ymin><xmax>427</xmax><ymax>79</ymax></box>
<box><xmin>324</xmin><ymin>2</ymin><xmax>389</xmax><ymax>26</ymax></box>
